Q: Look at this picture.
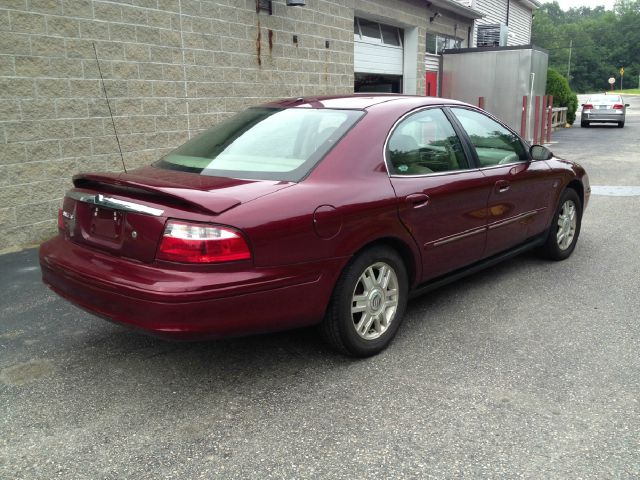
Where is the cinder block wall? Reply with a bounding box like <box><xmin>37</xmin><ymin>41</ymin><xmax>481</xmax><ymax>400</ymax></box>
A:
<box><xmin>0</xmin><ymin>0</ymin><xmax>426</xmax><ymax>252</ymax></box>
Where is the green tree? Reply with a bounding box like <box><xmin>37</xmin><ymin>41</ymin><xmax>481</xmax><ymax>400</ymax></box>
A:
<box><xmin>533</xmin><ymin>0</ymin><xmax>639</xmax><ymax>92</ymax></box>
<box><xmin>546</xmin><ymin>68</ymin><xmax>578</xmax><ymax>124</ymax></box>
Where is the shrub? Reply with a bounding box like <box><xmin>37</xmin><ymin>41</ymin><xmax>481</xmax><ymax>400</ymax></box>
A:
<box><xmin>546</xmin><ymin>68</ymin><xmax>579</xmax><ymax>125</ymax></box>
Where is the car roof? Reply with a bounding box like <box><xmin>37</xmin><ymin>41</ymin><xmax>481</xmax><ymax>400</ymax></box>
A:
<box><xmin>261</xmin><ymin>94</ymin><xmax>471</xmax><ymax>110</ymax></box>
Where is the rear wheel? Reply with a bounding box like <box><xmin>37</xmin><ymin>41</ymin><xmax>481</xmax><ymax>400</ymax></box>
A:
<box><xmin>539</xmin><ymin>189</ymin><xmax>582</xmax><ymax>261</ymax></box>
<box><xmin>618</xmin><ymin>121</ymin><xmax>625</xmax><ymax>128</ymax></box>
<box><xmin>321</xmin><ymin>246</ymin><xmax>408</xmax><ymax>357</ymax></box>
<box><xmin>581</xmin><ymin>121</ymin><xmax>589</xmax><ymax>128</ymax></box>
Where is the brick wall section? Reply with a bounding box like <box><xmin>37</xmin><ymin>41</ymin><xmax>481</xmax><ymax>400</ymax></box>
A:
<box><xmin>0</xmin><ymin>0</ymin><xmax>427</xmax><ymax>252</ymax></box>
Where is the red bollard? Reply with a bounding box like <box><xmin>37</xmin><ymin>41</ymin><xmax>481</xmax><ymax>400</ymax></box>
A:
<box><xmin>478</xmin><ymin>96</ymin><xmax>485</xmax><ymax>109</ymax></box>
<box><xmin>533</xmin><ymin>96</ymin><xmax>540</xmax><ymax>145</ymax></box>
<box><xmin>520</xmin><ymin>96</ymin><xmax>528</xmax><ymax>138</ymax></box>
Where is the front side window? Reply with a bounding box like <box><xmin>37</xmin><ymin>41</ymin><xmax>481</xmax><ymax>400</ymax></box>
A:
<box><xmin>450</xmin><ymin>108</ymin><xmax>527</xmax><ymax>167</ymax></box>
<box><xmin>156</xmin><ymin>108</ymin><xmax>364</xmax><ymax>182</ymax></box>
<box><xmin>387</xmin><ymin>108</ymin><xmax>468</xmax><ymax>175</ymax></box>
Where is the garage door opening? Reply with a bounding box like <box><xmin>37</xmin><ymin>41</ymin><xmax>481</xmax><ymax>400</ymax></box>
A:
<box><xmin>355</xmin><ymin>73</ymin><xmax>403</xmax><ymax>93</ymax></box>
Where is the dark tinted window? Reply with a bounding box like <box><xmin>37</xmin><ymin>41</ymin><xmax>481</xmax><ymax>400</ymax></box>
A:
<box><xmin>156</xmin><ymin>108</ymin><xmax>364</xmax><ymax>182</ymax></box>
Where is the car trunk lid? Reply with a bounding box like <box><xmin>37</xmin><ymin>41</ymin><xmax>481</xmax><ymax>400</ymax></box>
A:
<box><xmin>62</xmin><ymin>167</ymin><xmax>294</xmax><ymax>262</ymax></box>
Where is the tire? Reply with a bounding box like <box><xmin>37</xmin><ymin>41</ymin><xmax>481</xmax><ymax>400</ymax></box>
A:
<box><xmin>539</xmin><ymin>188</ymin><xmax>582</xmax><ymax>261</ymax></box>
<box><xmin>581</xmin><ymin>121</ymin><xmax>589</xmax><ymax>128</ymax></box>
<box><xmin>618</xmin><ymin>122</ymin><xmax>625</xmax><ymax>128</ymax></box>
<box><xmin>321</xmin><ymin>246</ymin><xmax>408</xmax><ymax>357</ymax></box>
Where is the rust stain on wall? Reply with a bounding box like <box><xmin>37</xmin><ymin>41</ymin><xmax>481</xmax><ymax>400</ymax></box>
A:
<box><xmin>256</xmin><ymin>19</ymin><xmax>262</xmax><ymax>66</ymax></box>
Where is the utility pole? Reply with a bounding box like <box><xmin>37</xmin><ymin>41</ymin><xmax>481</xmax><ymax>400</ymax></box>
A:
<box><xmin>567</xmin><ymin>39</ymin><xmax>572</xmax><ymax>83</ymax></box>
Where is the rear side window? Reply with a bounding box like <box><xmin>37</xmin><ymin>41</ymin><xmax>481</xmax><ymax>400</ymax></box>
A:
<box><xmin>155</xmin><ymin>107</ymin><xmax>364</xmax><ymax>182</ymax></box>
<box><xmin>387</xmin><ymin>108</ymin><xmax>468</xmax><ymax>176</ymax></box>
<box><xmin>450</xmin><ymin>108</ymin><xmax>527</xmax><ymax>167</ymax></box>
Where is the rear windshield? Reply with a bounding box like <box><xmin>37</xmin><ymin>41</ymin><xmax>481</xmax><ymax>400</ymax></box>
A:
<box><xmin>589</xmin><ymin>95</ymin><xmax>622</xmax><ymax>103</ymax></box>
<box><xmin>155</xmin><ymin>107</ymin><xmax>364</xmax><ymax>181</ymax></box>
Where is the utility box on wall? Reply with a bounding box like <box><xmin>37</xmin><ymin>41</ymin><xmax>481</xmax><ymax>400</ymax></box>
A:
<box><xmin>441</xmin><ymin>45</ymin><xmax>548</xmax><ymax>143</ymax></box>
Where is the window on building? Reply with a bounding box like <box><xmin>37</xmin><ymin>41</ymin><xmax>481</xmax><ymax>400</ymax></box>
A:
<box><xmin>426</xmin><ymin>33</ymin><xmax>462</xmax><ymax>55</ymax></box>
<box><xmin>477</xmin><ymin>24</ymin><xmax>508</xmax><ymax>47</ymax></box>
<box><xmin>380</xmin><ymin>24</ymin><xmax>402</xmax><ymax>46</ymax></box>
<box><xmin>354</xmin><ymin>17</ymin><xmax>403</xmax><ymax>47</ymax></box>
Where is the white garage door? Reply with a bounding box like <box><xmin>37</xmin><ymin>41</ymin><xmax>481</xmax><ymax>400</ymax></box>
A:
<box><xmin>354</xmin><ymin>18</ymin><xmax>404</xmax><ymax>76</ymax></box>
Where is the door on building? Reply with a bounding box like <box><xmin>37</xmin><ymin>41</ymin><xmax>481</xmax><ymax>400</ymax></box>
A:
<box><xmin>425</xmin><ymin>71</ymin><xmax>438</xmax><ymax>96</ymax></box>
<box><xmin>354</xmin><ymin>17</ymin><xmax>404</xmax><ymax>93</ymax></box>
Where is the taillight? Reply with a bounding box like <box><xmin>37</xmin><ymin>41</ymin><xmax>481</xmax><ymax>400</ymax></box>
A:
<box><xmin>157</xmin><ymin>220</ymin><xmax>251</xmax><ymax>263</ymax></box>
<box><xmin>613</xmin><ymin>104</ymin><xmax>624</xmax><ymax>110</ymax></box>
<box><xmin>583</xmin><ymin>103</ymin><xmax>593</xmax><ymax>110</ymax></box>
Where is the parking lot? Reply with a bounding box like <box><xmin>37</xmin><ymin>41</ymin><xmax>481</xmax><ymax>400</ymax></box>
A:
<box><xmin>2</xmin><ymin>96</ymin><xmax>639</xmax><ymax>479</ymax></box>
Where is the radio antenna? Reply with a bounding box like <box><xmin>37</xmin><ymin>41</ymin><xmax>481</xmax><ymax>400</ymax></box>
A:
<box><xmin>92</xmin><ymin>42</ymin><xmax>127</xmax><ymax>173</ymax></box>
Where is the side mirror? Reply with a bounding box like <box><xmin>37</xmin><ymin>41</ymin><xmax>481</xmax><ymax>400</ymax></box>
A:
<box><xmin>625</xmin><ymin>103</ymin><xmax>630</xmax><ymax>107</ymax></box>
<box><xmin>530</xmin><ymin>145</ymin><xmax>553</xmax><ymax>161</ymax></box>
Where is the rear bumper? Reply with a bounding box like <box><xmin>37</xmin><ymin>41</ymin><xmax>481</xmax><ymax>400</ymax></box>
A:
<box><xmin>40</xmin><ymin>236</ymin><xmax>344</xmax><ymax>339</ymax></box>
<box><xmin>581</xmin><ymin>111</ymin><xmax>624</xmax><ymax>122</ymax></box>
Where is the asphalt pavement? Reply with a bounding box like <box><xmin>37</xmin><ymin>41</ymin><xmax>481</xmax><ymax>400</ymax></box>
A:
<box><xmin>1</xmin><ymin>97</ymin><xmax>639</xmax><ymax>479</ymax></box>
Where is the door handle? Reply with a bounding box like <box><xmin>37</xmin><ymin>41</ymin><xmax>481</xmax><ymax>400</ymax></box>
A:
<box><xmin>405</xmin><ymin>193</ymin><xmax>430</xmax><ymax>208</ymax></box>
<box><xmin>495</xmin><ymin>180</ymin><xmax>510</xmax><ymax>193</ymax></box>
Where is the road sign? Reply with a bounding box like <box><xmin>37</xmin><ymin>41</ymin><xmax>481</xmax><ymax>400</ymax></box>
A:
<box><xmin>608</xmin><ymin>77</ymin><xmax>615</xmax><ymax>84</ymax></box>
<box><xmin>620</xmin><ymin>67</ymin><xmax>624</xmax><ymax>76</ymax></box>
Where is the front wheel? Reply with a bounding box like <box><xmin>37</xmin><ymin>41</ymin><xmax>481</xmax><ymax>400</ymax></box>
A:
<box><xmin>539</xmin><ymin>189</ymin><xmax>582</xmax><ymax>261</ymax></box>
<box><xmin>321</xmin><ymin>246</ymin><xmax>408</xmax><ymax>357</ymax></box>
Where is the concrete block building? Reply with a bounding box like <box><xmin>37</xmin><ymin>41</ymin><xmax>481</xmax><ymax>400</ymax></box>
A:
<box><xmin>0</xmin><ymin>0</ymin><xmax>536</xmax><ymax>251</ymax></box>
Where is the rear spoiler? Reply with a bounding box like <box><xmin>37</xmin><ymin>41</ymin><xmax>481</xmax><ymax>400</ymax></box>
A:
<box><xmin>72</xmin><ymin>173</ymin><xmax>241</xmax><ymax>215</ymax></box>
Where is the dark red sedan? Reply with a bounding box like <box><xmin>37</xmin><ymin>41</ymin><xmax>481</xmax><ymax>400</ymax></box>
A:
<box><xmin>40</xmin><ymin>95</ymin><xmax>590</xmax><ymax>356</ymax></box>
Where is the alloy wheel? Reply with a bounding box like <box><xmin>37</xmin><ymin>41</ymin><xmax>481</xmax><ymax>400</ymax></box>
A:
<box><xmin>350</xmin><ymin>262</ymin><xmax>399</xmax><ymax>340</ymax></box>
<box><xmin>557</xmin><ymin>199</ymin><xmax>577</xmax><ymax>250</ymax></box>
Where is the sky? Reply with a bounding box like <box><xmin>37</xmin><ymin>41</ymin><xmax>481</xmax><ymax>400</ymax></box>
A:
<box><xmin>554</xmin><ymin>0</ymin><xmax>616</xmax><ymax>10</ymax></box>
